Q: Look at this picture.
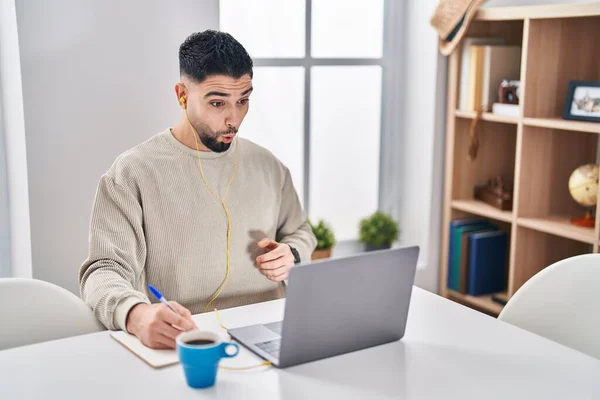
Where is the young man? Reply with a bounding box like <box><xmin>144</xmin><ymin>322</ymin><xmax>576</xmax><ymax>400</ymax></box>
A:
<box><xmin>79</xmin><ymin>30</ymin><xmax>316</xmax><ymax>349</ymax></box>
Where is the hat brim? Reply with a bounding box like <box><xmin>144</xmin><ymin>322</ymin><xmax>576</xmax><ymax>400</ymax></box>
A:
<box><xmin>438</xmin><ymin>0</ymin><xmax>488</xmax><ymax>56</ymax></box>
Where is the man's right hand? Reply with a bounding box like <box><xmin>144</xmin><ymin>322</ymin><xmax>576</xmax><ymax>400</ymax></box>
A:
<box><xmin>126</xmin><ymin>302</ymin><xmax>197</xmax><ymax>349</ymax></box>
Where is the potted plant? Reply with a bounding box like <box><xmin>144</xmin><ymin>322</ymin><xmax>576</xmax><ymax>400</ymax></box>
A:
<box><xmin>309</xmin><ymin>219</ymin><xmax>336</xmax><ymax>260</ymax></box>
<box><xmin>359</xmin><ymin>211</ymin><xmax>399</xmax><ymax>251</ymax></box>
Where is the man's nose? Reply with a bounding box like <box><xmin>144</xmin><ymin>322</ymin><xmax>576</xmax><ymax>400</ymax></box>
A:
<box><xmin>225</xmin><ymin>106</ymin><xmax>244</xmax><ymax>129</ymax></box>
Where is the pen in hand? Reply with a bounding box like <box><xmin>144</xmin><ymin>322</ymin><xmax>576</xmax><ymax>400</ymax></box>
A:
<box><xmin>148</xmin><ymin>284</ymin><xmax>186</xmax><ymax>331</ymax></box>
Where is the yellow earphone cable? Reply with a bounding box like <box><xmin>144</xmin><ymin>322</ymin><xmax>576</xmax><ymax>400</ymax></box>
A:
<box><xmin>183</xmin><ymin>104</ymin><xmax>270</xmax><ymax>371</ymax></box>
<box><xmin>214</xmin><ymin>308</ymin><xmax>272</xmax><ymax>370</ymax></box>
<box><xmin>184</xmin><ymin>109</ymin><xmax>238</xmax><ymax>313</ymax></box>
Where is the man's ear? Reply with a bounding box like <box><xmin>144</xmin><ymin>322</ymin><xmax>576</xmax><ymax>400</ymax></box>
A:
<box><xmin>175</xmin><ymin>82</ymin><xmax>187</xmax><ymax>108</ymax></box>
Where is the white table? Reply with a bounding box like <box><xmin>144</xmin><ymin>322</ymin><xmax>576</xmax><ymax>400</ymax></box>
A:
<box><xmin>1</xmin><ymin>288</ymin><xmax>599</xmax><ymax>400</ymax></box>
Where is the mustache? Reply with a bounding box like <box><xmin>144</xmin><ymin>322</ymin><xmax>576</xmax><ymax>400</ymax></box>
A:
<box><xmin>217</xmin><ymin>127</ymin><xmax>238</xmax><ymax>136</ymax></box>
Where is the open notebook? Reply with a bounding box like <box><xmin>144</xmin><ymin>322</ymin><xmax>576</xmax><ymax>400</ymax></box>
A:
<box><xmin>110</xmin><ymin>331</ymin><xmax>179</xmax><ymax>368</ymax></box>
<box><xmin>110</xmin><ymin>301</ymin><xmax>285</xmax><ymax>369</ymax></box>
<box><xmin>110</xmin><ymin>330</ymin><xmax>267</xmax><ymax>370</ymax></box>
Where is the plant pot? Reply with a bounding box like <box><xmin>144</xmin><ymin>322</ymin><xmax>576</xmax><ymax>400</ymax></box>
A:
<box><xmin>364</xmin><ymin>243</ymin><xmax>391</xmax><ymax>252</ymax></box>
<box><xmin>311</xmin><ymin>248</ymin><xmax>332</xmax><ymax>260</ymax></box>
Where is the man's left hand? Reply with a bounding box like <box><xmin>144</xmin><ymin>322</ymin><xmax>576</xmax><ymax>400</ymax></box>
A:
<box><xmin>256</xmin><ymin>238</ymin><xmax>295</xmax><ymax>282</ymax></box>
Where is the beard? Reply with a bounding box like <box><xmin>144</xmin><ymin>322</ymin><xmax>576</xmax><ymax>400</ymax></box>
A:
<box><xmin>190</xmin><ymin>119</ymin><xmax>237</xmax><ymax>153</ymax></box>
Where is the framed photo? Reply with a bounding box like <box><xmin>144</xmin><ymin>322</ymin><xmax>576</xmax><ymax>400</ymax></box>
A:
<box><xmin>563</xmin><ymin>80</ymin><xmax>600</xmax><ymax>123</ymax></box>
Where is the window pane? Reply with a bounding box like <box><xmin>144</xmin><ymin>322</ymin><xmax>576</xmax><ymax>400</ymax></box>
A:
<box><xmin>240</xmin><ymin>67</ymin><xmax>305</xmax><ymax>205</ymax></box>
<box><xmin>311</xmin><ymin>0</ymin><xmax>384</xmax><ymax>58</ymax></box>
<box><xmin>309</xmin><ymin>66</ymin><xmax>382</xmax><ymax>240</ymax></box>
<box><xmin>219</xmin><ymin>0</ymin><xmax>305</xmax><ymax>58</ymax></box>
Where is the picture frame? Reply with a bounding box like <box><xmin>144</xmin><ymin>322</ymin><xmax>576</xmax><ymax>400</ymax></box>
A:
<box><xmin>563</xmin><ymin>80</ymin><xmax>600</xmax><ymax>123</ymax></box>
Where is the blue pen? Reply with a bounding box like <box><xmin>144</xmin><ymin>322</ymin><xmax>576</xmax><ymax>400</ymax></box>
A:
<box><xmin>148</xmin><ymin>285</ymin><xmax>185</xmax><ymax>331</ymax></box>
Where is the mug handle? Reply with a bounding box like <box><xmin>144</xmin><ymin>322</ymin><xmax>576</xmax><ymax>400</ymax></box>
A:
<box><xmin>221</xmin><ymin>342</ymin><xmax>239</xmax><ymax>358</ymax></box>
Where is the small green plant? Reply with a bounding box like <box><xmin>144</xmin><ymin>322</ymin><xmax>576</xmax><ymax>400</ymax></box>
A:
<box><xmin>359</xmin><ymin>211</ymin><xmax>399</xmax><ymax>248</ymax></box>
<box><xmin>309</xmin><ymin>219</ymin><xmax>336</xmax><ymax>250</ymax></box>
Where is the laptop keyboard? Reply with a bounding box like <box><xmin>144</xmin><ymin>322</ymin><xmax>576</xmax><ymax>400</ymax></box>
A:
<box><xmin>255</xmin><ymin>339</ymin><xmax>281</xmax><ymax>359</ymax></box>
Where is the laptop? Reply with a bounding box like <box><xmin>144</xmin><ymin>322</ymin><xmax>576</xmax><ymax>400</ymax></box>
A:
<box><xmin>228</xmin><ymin>246</ymin><xmax>419</xmax><ymax>368</ymax></box>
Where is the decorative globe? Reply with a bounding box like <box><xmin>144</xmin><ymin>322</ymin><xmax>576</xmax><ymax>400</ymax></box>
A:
<box><xmin>569</xmin><ymin>164</ymin><xmax>598</xmax><ymax>208</ymax></box>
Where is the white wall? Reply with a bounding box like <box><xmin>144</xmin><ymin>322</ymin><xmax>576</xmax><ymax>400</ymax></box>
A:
<box><xmin>16</xmin><ymin>0</ymin><xmax>219</xmax><ymax>293</ymax></box>
<box><xmin>0</xmin><ymin>0</ymin><xmax>32</xmax><ymax>278</ymax></box>
<box><xmin>396</xmin><ymin>0</ymin><xmax>446</xmax><ymax>293</ymax></box>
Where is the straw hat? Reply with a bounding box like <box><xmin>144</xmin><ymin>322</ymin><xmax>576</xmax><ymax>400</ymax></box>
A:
<box><xmin>430</xmin><ymin>0</ymin><xmax>488</xmax><ymax>56</ymax></box>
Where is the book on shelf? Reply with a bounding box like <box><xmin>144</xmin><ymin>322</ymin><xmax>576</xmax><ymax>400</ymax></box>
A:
<box><xmin>447</xmin><ymin>218</ymin><xmax>508</xmax><ymax>296</ymax></box>
<box><xmin>459</xmin><ymin>227</ymin><xmax>496</xmax><ymax>293</ymax></box>
<box><xmin>458</xmin><ymin>39</ymin><xmax>521</xmax><ymax>113</ymax></box>
<box><xmin>468</xmin><ymin>230</ymin><xmax>508</xmax><ymax>296</ymax></box>
<box><xmin>467</xmin><ymin>46</ymin><xmax>485</xmax><ymax>111</ymax></box>
<box><xmin>447</xmin><ymin>218</ymin><xmax>485</xmax><ymax>291</ymax></box>
<box><xmin>447</xmin><ymin>218</ymin><xmax>495</xmax><ymax>292</ymax></box>
<box><xmin>480</xmin><ymin>46</ymin><xmax>521</xmax><ymax>108</ymax></box>
<box><xmin>458</xmin><ymin>38</ymin><xmax>504</xmax><ymax>111</ymax></box>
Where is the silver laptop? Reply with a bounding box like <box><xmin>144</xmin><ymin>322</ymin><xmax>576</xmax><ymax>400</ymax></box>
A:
<box><xmin>228</xmin><ymin>246</ymin><xmax>419</xmax><ymax>368</ymax></box>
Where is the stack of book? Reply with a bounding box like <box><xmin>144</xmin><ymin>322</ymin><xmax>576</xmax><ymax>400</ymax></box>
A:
<box><xmin>458</xmin><ymin>38</ymin><xmax>521</xmax><ymax>117</ymax></box>
<box><xmin>447</xmin><ymin>218</ymin><xmax>508</xmax><ymax>296</ymax></box>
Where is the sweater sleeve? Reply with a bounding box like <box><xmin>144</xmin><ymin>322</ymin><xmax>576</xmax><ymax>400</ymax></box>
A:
<box><xmin>79</xmin><ymin>174</ymin><xmax>150</xmax><ymax>331</ymax></box>
<box><xmin>276</xmin><ymin>169</ymin><xmax>317</xmax><ymax>263</ymax></box>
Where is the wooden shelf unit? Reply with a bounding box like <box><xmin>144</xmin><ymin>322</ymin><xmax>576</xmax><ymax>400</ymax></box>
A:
<box><xmin>522</xmin><ymin>118</ymin><xmax>600</xmax><ymax>134</ymax></box>
<box><xmin>455</xmin><ymin>110</ymin><xmax>519</xmax><ymax>125</ymax></box>
<box><xmin>452</xmin><ymin>199</ymin><xmax>513</xmax><ymax>223</ymax></box>
<box><xmin>439</xmin><ymin>4</ymin><xmax>600</xmax><ymax>317</ymax></box>
<box><xmin>455</xmin><ymin>113</ymin><xmax>600</xmax><ymax>134</ymax></box>
<box><xmin>517</xmin><ymin>217</ymin><xmax>595</xmax><ymax>245</ymax></box>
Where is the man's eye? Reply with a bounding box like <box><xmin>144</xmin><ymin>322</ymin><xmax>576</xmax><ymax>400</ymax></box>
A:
<box><xmin>239</xmin><ymin>99</ymin><xmax>249</xmax><ymax>105</ymax></box>
<box><xmin>210</xmin><ymin>101</ymin><xmax>224</xmax><ymax>107</ymax></box>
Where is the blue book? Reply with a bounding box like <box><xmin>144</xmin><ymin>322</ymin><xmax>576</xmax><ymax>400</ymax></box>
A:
<box><xmin>447</xmin><ymin>218</ymin><xmax>489</xmax><ymax>290</ymax></box>
<box><xmin>450</xmin><ymin>222</ymin><xmax>495</xmax><ymax>291</ymax></box>
<box><xmin>459</xmin><ymin>227</ymin><xmax>496</xmax><ymax>293</ymax></box>
<box><xmin>447</xmin><ymin>219</ymin><xmax>482</xmax><ymax>290</ymax></box>
<box><xmin>467</xmin><ymin>230</ymin><xmax>508</xmax><ymax>296</ymax></box>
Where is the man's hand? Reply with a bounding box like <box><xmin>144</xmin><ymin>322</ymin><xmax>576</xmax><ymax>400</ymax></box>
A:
<box><xmin>256</xmin><ymin>238</ymin><xmax>295</xmax><ymax>282</ymax></box>
<box><xmin>126</xmin><ymin>302</ymin><xmax>197</xmax><ymax>349</ymax></box>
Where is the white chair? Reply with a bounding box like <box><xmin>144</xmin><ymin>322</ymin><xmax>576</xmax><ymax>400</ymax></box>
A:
<box><xmin>0</xmin><ymin>278</ymin><xmax>105</xmax><ymax>350</ymax></box>
<box><xmin>498</xmin><ymin>254</ymin><xmax>600</xmax><ymax>359</ymax></box>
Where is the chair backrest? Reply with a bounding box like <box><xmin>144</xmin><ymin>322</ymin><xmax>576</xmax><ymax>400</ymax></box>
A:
<box><xmin>498</xmin><ymin>254</ymin><xmax>600</xmax><ymax>359</ymax></box>
<box><xmin>0</xmin><ymin>278</ymin><xmax>105</xmax><ymax>350</ymax></box>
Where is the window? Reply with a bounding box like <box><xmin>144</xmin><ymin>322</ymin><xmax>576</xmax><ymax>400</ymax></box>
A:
<box><xmin>238</xmin><ymin>67</ymin><xmax>306</xmax><ymax>204</ymax></box>
<box><xmin>220</xmin><ymin>0</ymin><xmax>305</xmax><ymax>58</ymax></box>
<box><xmin>221</xmin><ymin>0</ymin><xmax>386</xmax><ymax>241</ymax></box>
<box><xmin>311</xmin><ymin>0</ymin><xmax>384</xmax><ymax>58</ymax></box>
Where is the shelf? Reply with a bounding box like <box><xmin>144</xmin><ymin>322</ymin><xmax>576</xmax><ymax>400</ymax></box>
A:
<box><xmin>455</xmin><ymin>103</ymin><xmax>600</xmax><ymax>136</ymax></box>
<box><xmin>452</xmin><ymin>200</ymin><xmax>513</xmax><ymax>223</ymax></box>
<box><xmin>517</xmin><ymin>216</ymin><xmax>596</xmax><ymax>245</ymax></box>
<box><xmin>447</xmin><ymin>290</ymin><xmax>505</xmax><ymax>316</ymax></box>
<box><xmin>475</xmin><ymin>3</ymin><xmax>600</xmax><ymax>21</ymax></box>
<box><xmin>455</xmin><ymin>110</ymin><xmax>519</xmax><ymax>125</ymax></box>
<box><xmin>523</xmin><ymin>118</ymin><xmax>600</xmax><ymax>134</ymax></box>
<box><xmin>441</xmin><ymin>6</ymin><xmax>600</xmax><ymax>303</ymax></box>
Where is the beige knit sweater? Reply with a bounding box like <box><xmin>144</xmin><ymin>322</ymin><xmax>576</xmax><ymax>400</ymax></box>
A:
<box><xmin>79</xmin><ymin>129</ymin><xmax>316</xmax><ymax>331</ymax></box>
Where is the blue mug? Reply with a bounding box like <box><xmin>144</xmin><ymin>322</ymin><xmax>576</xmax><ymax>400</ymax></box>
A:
<box><xmin>176</xmin><ymin>331</ymin><xmax>239</xmax><ymax>389</ymax></box>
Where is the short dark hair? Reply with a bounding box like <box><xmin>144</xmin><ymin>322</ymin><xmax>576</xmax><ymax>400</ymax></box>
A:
<box><xmin>179</xmin><ymin>30</ymin><xmax>253</xmax><ymax>83</ymax></box>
